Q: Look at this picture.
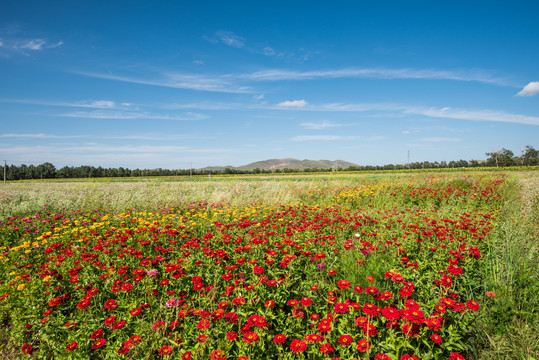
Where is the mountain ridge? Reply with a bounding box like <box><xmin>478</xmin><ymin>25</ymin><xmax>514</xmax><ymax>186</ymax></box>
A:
<box><xmin>200</xmin><ymin>158</ymin><xmax>358</xmax><ymax>171</ymax></box>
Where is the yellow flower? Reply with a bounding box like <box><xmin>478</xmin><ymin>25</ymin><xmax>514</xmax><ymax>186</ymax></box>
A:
<box><xmin>43</xmin><ymin>276</ymin><xmax>52</xmax><ymax>282</ymax></box>
<box><xmin>17</xmin><ymin>284</ymin><xmax>26</xmax><ymax>291</ymax></box>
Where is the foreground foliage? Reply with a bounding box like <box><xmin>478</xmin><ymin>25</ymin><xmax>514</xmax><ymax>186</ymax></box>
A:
<box><xmin>0</xmin><ymin>173</ymin><xmax>536</xmax><ymax>359</ymax></box>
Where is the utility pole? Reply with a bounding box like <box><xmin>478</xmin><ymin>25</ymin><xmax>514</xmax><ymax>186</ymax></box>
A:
<box><xmin>3</xmin><ymin>160</ymin><xmax>6</xmax><ymax>183</ymax></box>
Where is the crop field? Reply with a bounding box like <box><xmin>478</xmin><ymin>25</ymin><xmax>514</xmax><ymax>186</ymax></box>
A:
<box><xmin>1</xmin><ymin>171</ymin><xmax>538</xmax><ymax>360</ymax></box>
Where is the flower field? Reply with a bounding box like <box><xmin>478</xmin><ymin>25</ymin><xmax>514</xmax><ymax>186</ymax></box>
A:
<box><xmin>0</xmin><ymin>173</ymin><xmax>536</xmax><ymax>360</ymax></box>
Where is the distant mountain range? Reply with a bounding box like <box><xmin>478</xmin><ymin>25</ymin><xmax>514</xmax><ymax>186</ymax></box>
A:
<box><xmin>201</xmin><ymin>158</ymin><xmax>358</xmax><ymax>171</ymax></box>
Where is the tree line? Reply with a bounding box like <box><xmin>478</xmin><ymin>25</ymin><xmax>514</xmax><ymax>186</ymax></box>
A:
<box><xmin>3</xmin><ymin>145</ymin><xmax>538</xmax><ymax>181</ymax></box>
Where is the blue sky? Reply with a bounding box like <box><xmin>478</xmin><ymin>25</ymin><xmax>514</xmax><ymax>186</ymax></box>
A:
<box><xmin>1</xmin><ymin>1</ymin><xmax>538</xmax><ymax>169</ymax></box>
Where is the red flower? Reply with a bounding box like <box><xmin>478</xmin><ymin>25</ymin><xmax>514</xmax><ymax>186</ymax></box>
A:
<box><xmin>354</xmin><ymin>285</ymin><xmax>364</xmax><ymax>293</ymax></box>
<box><xmin>320</xmin><ymin>343</ymin><xmax>334</xmax><ymax>354</ymax></box>
<box><xmin>431</xmin><ymin>333</ymin><xmax>443</xmax><ymax>344</ymax></box>
<box><xmin>253</xmin><ymin>266</ymin><xmax>265</xmax><ymax>274</ymax></box>
<box><xmin>112</xmin><ymin>320</ymin><xmax>126</xmax><ymax>330</ymax></box>
<box><xmin>91</xmin><ymin>329</ymin><xmax>104</xmax><ymax>339</ymax></box>
<box><xmin>466</xmin><ymin>299</ymin><xmax>480</xmax><ymax>311</ymax></box>
<box><xmin>130</xmin><ymin>307</ymin><xmax>141</xmax><ymax>316</ymax></box>
<box><xmin>77</xmin><ymin>298</ymin><xmax>91</xmax><ymax>310</ymax></box>
<box><xmin>375</xmin><ymin>354</ymin><xmax>392</xmax><ymax>360</ymax></box>
<box><xmin>337</xmin><ymin>280</ymin><xmax>350</xmax><ymax>289</ymax></box>
<box><xmin>301</xmin><ymin>297</ymin><xmax>312</xmax><ymax>306</ymax></box>
<box><xmin>363</xmin><ymin>303</ymin><xmax>381</xmax><ymax>317</ymax></box>
<box><xmin>91</xmin><ymin>338</ymin><xmax>106</xmax><ymax>350</ymax></box>
<box><xmin>334</xmin><ymin>302</ymin><xmax>350</xmax><ymax>314</ymax></box>
<box><xmin>104</xmin><ymin>316</ymin><xmax>116</xmax><ymax>326</ymax></box>
<box><xmin>182</xmin><ymin>352</ymin><xmax>192</xmax><ymax>360</ymax></box>
<box><xmin>227</xmin><ymin>331</ymin><xmax>238</xmax><ymax>341</ymax></box>
<box><xmin>382</xmin><ymin>306</ymin><xmax>401</xmax><ymax>320</ymax></box>
<box><xmin>65</xmin><ymin>342</ymin><xmax>78</xmax><ymax>352</ymax></box>
<box><xmin>242</xmin><ymin>331</ymin><xmax>259</xmax><ymax>344</ymax></box>
<box><xmin>338</xmin><ymin>335</ymin><xmax>353</xmax><ymax>346</ymax></box>
<box><xmin>49</xmin><ymin>297</ymin><xmax>62</xmax><ymax>307</ymax></box>
<box><xmin>117</xmin><ymin>342</ymin><xmax>131</xmax><ymax>355</ymax></box>
<box><xmin>274</xmin><ymin>334</ymin><xmax>286</xmax><ymax>344</ymax></box>
<box><xmin>159</xmin><ymin>345</ymin><xmax>173</xmax><ymax>356</ymax></box>
<box><xmin>210</xmin><ymin>349</ymin><xmax>226</xmax><ymax>360</ymax></box>
<box><xmin>21</xmin><ymin>343</ymin><xmax>32</xmax><ymax>354</ymax></box>
<box><xmin>196</xmin><ymin>335</ymin><xmax>208</xmax><ymax>343</ymax></box>
<box><xmin>247</xmin><ymin>314</ymin><xmax>267</xmax><ymax>328</ymax></box>
<box><xmin>121</xmin><ymin>282</ymin><xmax>134</xmax><ymax>292</ymax></box>
<box><xmin>317</xmin><ymin>319</ymin><xmax>332</xmax><ymax>333</ymax></box>
<box><xmin>365</xmin><ymin>286</ymin><xmax>380</xmax><ymax>296</ymax></box>
<box><xmin>104</xmin><ymin>299</ymin><xmax>118</xmax><ymax>310</ymax></box>
<box><xmin>197</xmin><ymin>319</ymin><xmax>211</xmax><ymax>331</ymax></box>
<box><xmin>401</xmin><ymin>355</ymin><xmax>420</xmax><ymax>360</ymax></box>
<box><xmin>449</xmin><ymin>353</ymin><xmax>466</xmax><ymax>360</ymax></box>
<box><xmin>357</xmin><ymin>339</ymin><xmax>371</xmax><ymax>352</ymax></box>
<box><xmin>290</xmin><ymin>339</ymin><xmax>307</xmax><ymax>353</ymax></box>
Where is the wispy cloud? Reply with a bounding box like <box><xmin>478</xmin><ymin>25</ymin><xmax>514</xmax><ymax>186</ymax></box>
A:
<box><xmin>60</xmin><ymin>110</ymin><xmax>208</xmax><ymax>121</ymax></box>
<box><xmin>0</xmin><ymin>133</ymin><xmax>85</xmax><ymax>139</ymax></box>
<box><xmin>215</xmin><ymin>30</ymin><xmax>245</xmax><ymax>48</ymax></box>
<box><xmin>291</xmin><ymin>135</ymin><xmax>359</xmax><ymax>141</ymax></box>
<box><xmin>0</xmin><ymin>98</ymin><xmax>119</xmax><ymax>109</ymax></box>
<box><xmin>0</xmin><ymin>37</ymin><xmax>63</xmax><ymax>52</ymax></box>
<box><xmin>299</xmin><ymin>120</ymin><xmax>342</xmax><ymax>130</ymax></box>
<box><xmin>238</xmin><ymin>67</ymin><xmax>509</xmax><ymax>86</ymax></box>
<box><xmin>419</xmin><ymin>137</ymin><xmax>462</xmax><ymax>142</ymax></box>
<box><xmin>75</xmin><ymin>70</ymin><xmax>251</xmax><ymax>93</ymax></box>
<box><xmin>516</xmin><ymin>81</ymin><xmax>539</xmax><ymax>97</ymax></box>
<box><xmin>0</xmin><ymin>133</ymin><xmax>200</xmax><ymax>141</ymax></box>
<box><xmin>402</xmin><ymin>106</ymin><xmax>539</xmax><ymax>126</ymax></box>
<box><xmin>277</xmin><ymin>99</ymin><xmax>307</xmax><ymax>108</ymax></box>
<box><xmin>273</xmin><ymin>101</ymin><xmax>539</xmax><ymax>126</ymax></box>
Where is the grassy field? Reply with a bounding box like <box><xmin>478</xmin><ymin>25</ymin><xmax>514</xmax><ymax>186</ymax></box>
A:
<box><xmin>1</xmin><ymin>170</ymin><xmax>538</xmax><ymax>359</ymax></box>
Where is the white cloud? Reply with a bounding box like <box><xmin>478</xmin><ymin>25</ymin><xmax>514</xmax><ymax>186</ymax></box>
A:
<box><xmin>0</xmin><ymin>98</ymin><xmax>119</xmax><ymax>109</ymax></box>
<box><xmin>61</xmin><ymin>110</ymin><xmax>208</xmax><ymax>121</ymax></box>
<box><xmin>17</xmin><ymin>39</ymin><xmax>47</xmax><ymax>50</ymax></box>
<box><xmin>401</xmin><ymin>130</ymin><xmax>411</xmax><ymax>134</ymax></box>
<box><xmin>419</xmin><ymin>137</ymin><xmax>462</xmax><ymax>142</ymax></box>
<box><xmin>403</xmin><ymin>106</ymin><xmax>539</xmax><ymax>126</ymax></box>
<box><xmin>76</xmin><ymin>71</ymin><xmax>251</xmax><ymax>93</ymax></box>
<box><xmin>86</xmin><ymin>100</ymin><xmax>115</xmax><ymax>108</ymax></box>
<box><xmin>291</xmin><ymin>135</ymin><xmax>358</xmax><ymax>141</ymax></box>
<box><xmin>272</xmin><ymin>101</ymin><xmax>539</xmax><ymax>126</ymax></box>
<box><xmin>0</xmin><ymin>133</ymin><xmax>84</xmax><ymax>139</ymax></box>
<box><xmin>215</xmin><ymin>30</ymin><xmax>245</xmax><ymax>48</ymax></box>
<box><xmin>239</xmin><ymin>67</ymin><xmax>508</xmax><ymax>86</ymax></box>
<box><xmin>263</xmin><ymin>47</ymin><xmax>275</xmax><ymax>56</ymax></box>
<box><xmin>277</xmin><ymin>99</ymin><xmax>307</xmax><ymax>108</ymax></box>
<box><xmin>516</xmin><ymin>81</ymin><xmax>539</xmax><ymax>97</ymax></box>
<box><xmin>300</xmin><ymin>120</ymin><xmax>342</xmax><ymax>130</ymax></box>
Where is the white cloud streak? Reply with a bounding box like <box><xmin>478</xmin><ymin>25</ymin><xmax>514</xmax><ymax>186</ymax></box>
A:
<box><xmin>75</xmin><ymin>71</ymin><xmax>251</xmax><ymax>93</ymax></box>
<box><xmin>215</xmin><ymin>30</ymin><xmax>245</xmax><ymax>48</ymax></box>
<box><xmin>238</xmin><ymin>67</ymin><xmax>508</xmax><ymax>86</ymax></box>
<box><xmin>60</xmin><ymin>110</ymin><xmax>208</xmax><ymax>121</ymax></box>
<box><xmin>516</xmin><ymin>81</ymin><xmax>539</xmax><ymax>97</ymax></box>
<box><xmin>299</xmin><ymin>121</ymin><xmax>342</xmax><ymax>130</ymax></box>
<box><xmin>277</xmin><ymin>99</ymin><xmax>307</xmax><ymax>108</ymax></box>
<box><xmin>291</xmin><ymin>135</ymin><xmax>359</xmax><ymax>141</ymax></box>
<box><xmin>0</xmin><ymin>98</ymin><xmax>118</xmax><ymax>109</ymax></box>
